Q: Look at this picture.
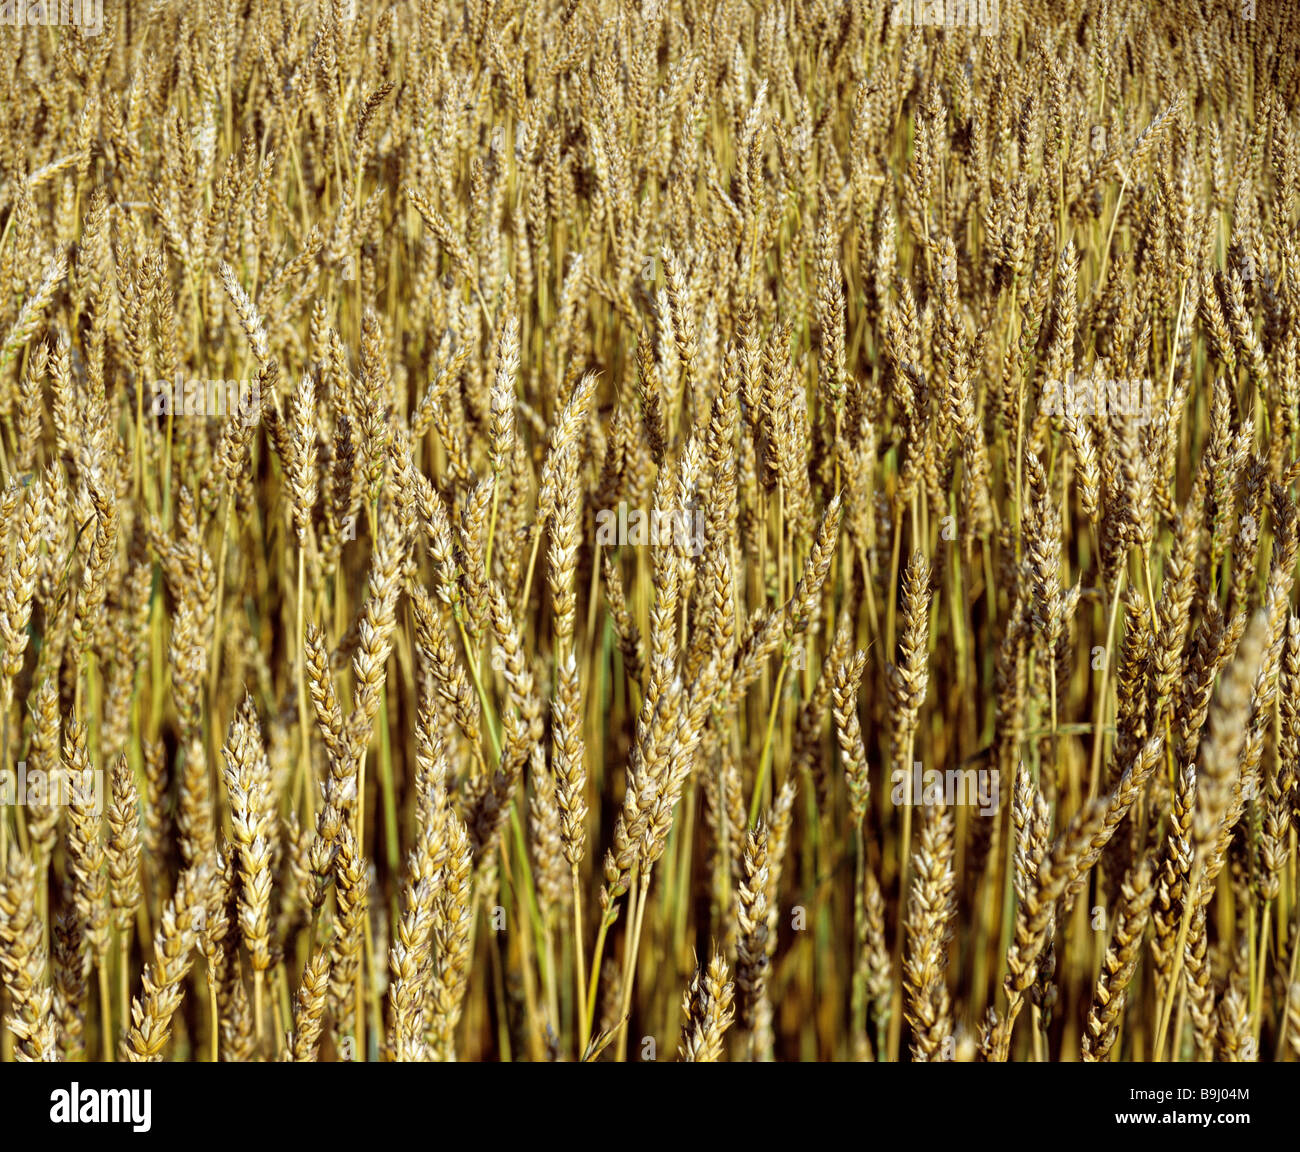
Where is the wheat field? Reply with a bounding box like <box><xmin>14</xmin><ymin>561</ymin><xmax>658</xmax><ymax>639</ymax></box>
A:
<box><xmin>0</xmin><ymin>0</ymin><xmax>1296</xmax><ymax>1067</ymax></box>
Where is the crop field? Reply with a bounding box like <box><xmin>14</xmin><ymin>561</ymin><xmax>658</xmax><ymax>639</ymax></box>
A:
<box><xmin>0</xmin><ymin>0</ymin><xmax>1297</xmax><ymax>1069</ymax></box>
